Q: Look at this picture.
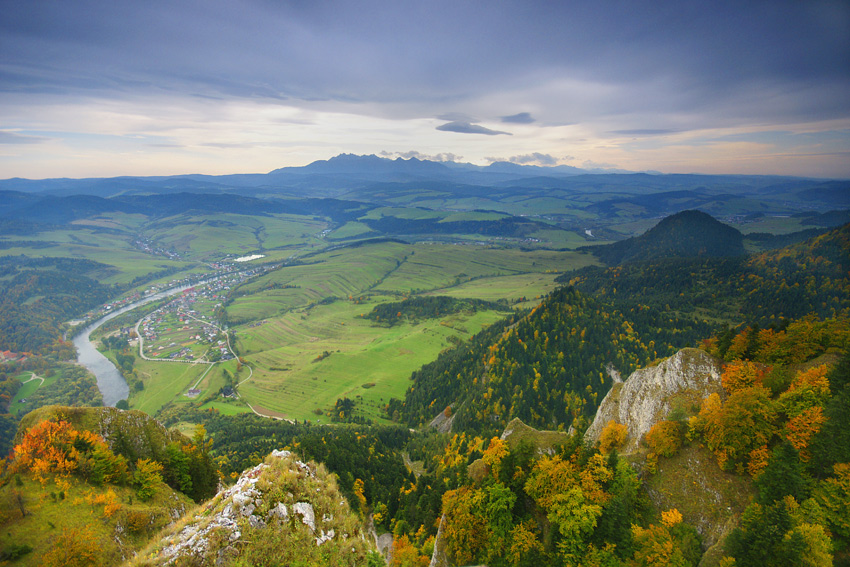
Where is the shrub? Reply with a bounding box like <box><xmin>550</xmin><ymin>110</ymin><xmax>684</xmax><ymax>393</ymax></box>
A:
<box><xmin>645</xmin><ymin>421</ymin><xmax>683</xmax><ymax>458</ymax></box>
<box><xmin>599</xmin><ymin>420</ymin><xmax>628</xmax><ymax>454</ymax></box>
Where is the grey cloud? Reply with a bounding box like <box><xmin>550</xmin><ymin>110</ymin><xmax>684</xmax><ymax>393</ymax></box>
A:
<box><xmin>507</xmin><ymin>153</ymin><xmax>558</xmax><ymax>165</ymax></box>
<box><xmin>437</xmin><ymin>113</ymin><xmax>477</xmax><ymax>122</ymax></box>
<box><xmin>0</xmin><ymin>0</ymin><xmax>846</xmax><ymax>132</ymax></box>
<box><xmin>501</xmin><ymin>112</ymin><xmax>535</xmax><ymax>124</ymax></box>
<box><xmin>436</xmin><ymin>121</ymin><xmax>511</xmax><ymax>136</ymax></box>
<box><xmin>0</xmin><ymin>131</ymin><xmax>48</xmax><ymax>144</ymax></box>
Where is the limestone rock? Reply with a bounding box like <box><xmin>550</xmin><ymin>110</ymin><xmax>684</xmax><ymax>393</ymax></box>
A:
<box><xmin>585</xmin><ymin>348</ymin><xmax>723</xmax><ymax>453</ymax></box>
<box><xmin>137</xmin><ymin>450</ymin><xmax>378</xmax><ymax>566</ymax></box>
<box><xmin>294</xmin><ymin>501</ymin><xmax>316</xmax><ymax>532</ymax></box>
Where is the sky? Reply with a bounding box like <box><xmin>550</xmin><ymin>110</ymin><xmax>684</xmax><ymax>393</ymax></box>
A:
<box><xmin>1</xmin><ymin>0</ymin><xmax>849</xmax><ymax>179</ymax></box>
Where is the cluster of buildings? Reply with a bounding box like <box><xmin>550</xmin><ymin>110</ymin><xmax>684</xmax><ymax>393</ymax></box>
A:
<box><xmin>0</xmin><ymin>350</ymin><xmax>27</xmax><ymax>364</ymax></box>
<box><xmin>132</xmin><ymin>236</ymin><xmax>183</xmax><ymax>260</ymax></box>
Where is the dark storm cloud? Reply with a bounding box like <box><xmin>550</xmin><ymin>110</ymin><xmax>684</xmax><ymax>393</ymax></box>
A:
<box><xmin>436</xmin><ymin>121</ymin><xmax>511</xmax><ymax>136</ymax></box>
<box><xmin>501</xmin><ymin>113</ymin><xmax>535</xmax><ymax>124</ymax></box>
<box><xmin>1</xmin><ymin>0</ymin><xmax>846</xmax><ymax>126</ymax></box>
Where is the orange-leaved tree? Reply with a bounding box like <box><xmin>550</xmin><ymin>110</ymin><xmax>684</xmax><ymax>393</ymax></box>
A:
<box><xmin>696</xmin><ymin>387</ymin><xmax>777</xmax><ymax>472</ymax></box>
<box><xmin>11</xmin><ymin>420</ymin><xmax>123</xmax><ymax>486</ymax></box>
<box><xmin>646</xmin><ymin>421</ymin><xmax>683</xmax><ymax>458</ymax></box>
<box><xmin>599</xmin><ymin>420</ymin><xmax>628</xmax><ymax>454</ymax></box>
<box><xmin>721</xmin><ymin>360</ymin><xmax>768</xmax><ymax>394</ymax></box>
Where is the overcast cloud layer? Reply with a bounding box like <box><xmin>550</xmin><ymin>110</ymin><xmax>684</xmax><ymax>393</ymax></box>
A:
<box><xmin>1</xmin><ymin>0</ymin><xmax>848</xmax><ymax>178</ymax></box>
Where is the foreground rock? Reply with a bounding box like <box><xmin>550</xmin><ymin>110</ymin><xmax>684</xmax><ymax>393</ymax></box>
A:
<box><xmin>133</xmin><ymin>450</ymin><xmax>379</xmax><ymax>566</ymax></box>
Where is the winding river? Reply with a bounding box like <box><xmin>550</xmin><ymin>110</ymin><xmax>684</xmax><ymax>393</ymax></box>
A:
<box><xmin>72</xmin><ymin>282</ymin><xmax>207</xmax><ymax>406</ymax></box>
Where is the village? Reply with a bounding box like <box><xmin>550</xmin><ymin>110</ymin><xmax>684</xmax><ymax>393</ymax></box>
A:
<box><xmin>133</xmin><ymin>270</ymin><xmax>262</xmax><ymax>363</ymax></box>
<box><xmin>75</xmin><ymin>260</ymin><xmax>276</xmax><ymax>330</ymax></box>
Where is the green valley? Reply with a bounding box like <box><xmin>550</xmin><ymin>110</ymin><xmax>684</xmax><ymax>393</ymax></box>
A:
<box><xmin>1</xmin><ymin>155</ymin><xmax>848</xmax><ymax>567</ymax></box>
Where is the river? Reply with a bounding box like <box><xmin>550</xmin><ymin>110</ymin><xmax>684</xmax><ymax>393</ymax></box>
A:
<box><xmin>72</xmin><ymin>282</ymin><xmax>207</xmax><ymax>406</ymax></box>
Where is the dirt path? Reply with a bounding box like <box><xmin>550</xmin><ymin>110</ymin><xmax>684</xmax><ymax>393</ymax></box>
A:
<box><xmin>23</xmin><ymin>372</ymin><xmax>45</xmax><ymax>385</ymax></box>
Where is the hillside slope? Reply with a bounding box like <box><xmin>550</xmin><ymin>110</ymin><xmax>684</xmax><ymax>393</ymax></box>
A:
<box><xmin>584</xmin><ymin>348</ymin><xmax>751</xmax><ymax>560</ymax></box>
<box><xmin>1</xmin><ymin>409</ymin><xmax>197</xmax><ymax>566</ymax></box>
<box><xmin>15</xmin><ymin>405</ymin><xmax>187</xmax><ymax>461</ymax></box>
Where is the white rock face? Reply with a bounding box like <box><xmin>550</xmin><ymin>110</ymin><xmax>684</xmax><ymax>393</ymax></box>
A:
<box><xmin>293</xmin><ymin>501</ymin><xmax>316</xmax><ymax>532</ymax></box>
<box><xmin>585</xmin><ymin>348</ymin><xmax>723</xmax><ymax>453</ymax></box>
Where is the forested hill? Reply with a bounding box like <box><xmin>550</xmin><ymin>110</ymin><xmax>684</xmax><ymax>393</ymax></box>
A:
<box><xmin>389</xmin><ymin>286</ymin><xmax>717</xmax><ymax>436</ymax></box>
<box><xmin>588</xmin><ymin>209</ymin><xmax>746</xmax><ymax>265</ymax></box>
<box><xmin>563</xmin><ymin>222</ymin><xmax>850</xmax><ymax>326</ymax></box>
<box><xmin>392</xmin><ymin>223</ymin><xmax>850</xmax><ymax>436</ymax></box>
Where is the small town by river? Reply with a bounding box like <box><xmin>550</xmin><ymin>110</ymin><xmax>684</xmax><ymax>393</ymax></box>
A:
<box><xmin>71</xmin><ymin>282</ymin><xmax>206</xmax><ymax>406</ymax></box>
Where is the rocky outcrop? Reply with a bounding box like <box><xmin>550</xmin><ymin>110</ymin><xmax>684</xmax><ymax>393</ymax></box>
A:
<box><xmin>429</xmin><ymin>514</ymin><xmax>450</xmax><ymax>567</ymax></box>
<box><xmin>585</xmin><ymin>348</ymin><xmax>723</xmax><ymax>453</ymax></box>
<box><xmin>500</xmin><ymin>417</ymin><xmax>570</xmax><ymax>455</ymax></box>
<box><xmin>428</xmin><ymin>404</ymin><xmax>456</xmax><ymax>433</ymax></box>
<box><xmin>136</xmin><ymin>449</ymin><xmax>379</xmax><ymax>566</ymax></box>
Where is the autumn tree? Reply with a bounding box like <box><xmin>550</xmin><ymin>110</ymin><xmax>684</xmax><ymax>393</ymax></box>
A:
<box><xmin>549</xmin><ymin>486</ymin><xmax>603</xmax><ymax>564</ymax></box>
<box><xmin>645</xmin><ymin>421</ymin><xmax>683</xmax><ymax>458</ymax></box>
<box><xmin>721</xmin><ymin>360</ymin><xmax>767</xmax><ymax>393</ymax></box>
<box><xmin>599</xmin><ymin>420</ymin><xmax>628</xmax><ymax>454</ymax></box>
<box><xmin>134</xmin><ymin>458</ymin><xmax>164</xmax><ymax>501</ymax></box>
<box><xmin>390</xmin><ymin>535</ymin><xmax>429</xmax><ymax>567</ymax></box>
<box><xmin>441</xmin><ymin>482</ymin><xmax>516</xmax><ymax>566</ymax></box>
<box><xmin>814</xmin><ymin>463</ymin><xmax>850</xmax><ymax>547</ymax></box>
<box><xmin>507</xmin><ymin>521</ymin><xmax>544</xmax><ymax>567</ymax></box>
<box><xmin>12</xmin><ymin>419</ymin><xmax>124</xmax><ymax>486</ymax></box>
<box><xmin>41</xmin><ymin>525</ymin><xmax>103</xmax><ymax>567</ymax></box>
<box><xmin>441</xmin><ymin>486</ymin><xmax>488</xmax><ymax>565</ymax></box>
<box><xmin>482</xmin><ymin>437</ymin><xmax>509</xmax><ymax>479</ymax></box>
<box><xmin>696</xmin><ymin>387</ymin><xmax>777</xmax><ymax>472</ymax></box>
<box><xmin>629</xmin><ymin>522</ymin><xmax>690</xmax><ymax>567</ymax></box>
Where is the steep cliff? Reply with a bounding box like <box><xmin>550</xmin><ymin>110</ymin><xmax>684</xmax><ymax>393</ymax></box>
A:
<box><xmin>585</xmin><ymin>348</ymin><xmax>723</xmax><ymax>453</ymax></box>
<box><xmin>584</xmin><ymin>348</ymin><xmax>755</xmax><ymax>565</ymax></box>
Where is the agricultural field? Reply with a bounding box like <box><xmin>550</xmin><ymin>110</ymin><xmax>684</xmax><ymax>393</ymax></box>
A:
<box><xmin>11</xmin><ymin>372</ymin><xmax>56</xmax><ymax>416</ymax></box>
<box><xmin>129</xmin><ymin>357</ymin><xmax>237</xmax><ymax>416</ymax></box>
<box><xmin>145</xmin><ymin>212</ymin><xmax>328</xmax><ymax>261</ymax></box>
<box><xmin>233</xmin><ymin>297</ymin><xmax>509</xmax><ymax>422</ymax></box>
<box><xmin>0</xmin><ymin>225</ymin><xmax>194</xmax><ymax>286</ymax></box>
<box><xmin>219</xmin><ymin>240</ymin><xmax>602</xmax><ymax>422</ymax></box>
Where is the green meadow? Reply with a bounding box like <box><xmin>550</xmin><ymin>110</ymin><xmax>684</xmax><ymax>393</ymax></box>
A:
<box><xmin>234</xmin><ymin>297</ymin><xmax>509</xmax><ymax>422</ymax></box>
<box><xmin>130</xmin><ymin>359</ymin><xmax>210</xmax><ymax>415</ymax></box>
<box><xmin>146</xmin><ymin>213</ymin><xmax>328</xmax><ymax>260</ymax></box>
<box><xmin>11</xmin><ymin>372</ymin><xmax>57</xmax><ymax>416</ymax></box>
<box><xmin>224</xmin><ymin>242</ymin><xmax>599</xmax><ymax>422</ymax></box>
